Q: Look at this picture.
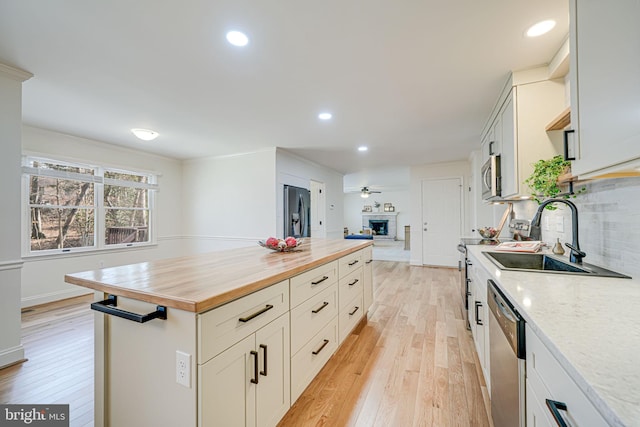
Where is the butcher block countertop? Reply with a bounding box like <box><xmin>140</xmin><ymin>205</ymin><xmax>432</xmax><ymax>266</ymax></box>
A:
<box><xmin>64</xmin><ymin>238</ymin><xmax>372</xmax><ymax>314</ymax></box>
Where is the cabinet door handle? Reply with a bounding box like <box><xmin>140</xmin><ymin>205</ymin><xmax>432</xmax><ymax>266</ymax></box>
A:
<box><xmin>91</xmin><ymin>295</ymin><xmax>167</xmax><ymax>323</ymax></box>
<box><xmin>489</xmin><ymin>141</ymin><xmax>495</xmax><ymax>155</ymax></box>
<box><xmin>348</xmin><ymin>260</ymin><xmax>359</xmax><ymax>266</ymax></box>
<box><xmin>312</xmin><ymin>301</ymin><xmax>329</xmax><ymax>314</ymax></box>
<box><xmin>545</xmin><ymin>399</ymin><xmax>570</xmax><ymax>427</ymax></box>
<box><xmin>349</xmin><ymin>306</ymin><xmax>360</xmax><ymax>316</ymax></box>
<box><xmin>250</xmin><ymin>350</ymin><xmax>259</xmax><ymax>384</ymax></box>
<box><xmin>563</xmin><ymin>129</ymin><xmax>576</xmax><ymax>161</ymax></box>
<box><xmin>475</xmin><ymin>301</ymin><xmax>483</xmax><ymax>325</ymax></box>
<box><xmin>239</xmin><ymin>304</ymin><xmax>274</xmax><ymax>323</ymax></box>
<box><xmin>259</xmin><ymin>344</ymin><xmax>267</xmax><ymax>377</ymax></box>
<box><xmin>348</xmin><ymin>279</ymin><xmax>359</xmax><ymax>286</ymax></box>
<box><xmin>311</xmin><ymin>276</ymin><xmax>329</xmax><ymax>285</ymax></box>
<box><xmin>312</xmin><ymin>339</ymin><xmax>330</xmax><ymax>355</ymax></box>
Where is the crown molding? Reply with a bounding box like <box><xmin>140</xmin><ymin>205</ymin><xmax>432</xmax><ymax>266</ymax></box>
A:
<box><xmin>0</xmin><ymin>62</ymin><xmax>33</xmax><ymax>82</ymax></box>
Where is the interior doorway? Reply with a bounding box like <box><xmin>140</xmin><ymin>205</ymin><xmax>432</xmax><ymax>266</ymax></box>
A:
<box><xmin>421</xmin><ymin>177</ymin><xmax>462</xmax><ymax>266</ymax></box>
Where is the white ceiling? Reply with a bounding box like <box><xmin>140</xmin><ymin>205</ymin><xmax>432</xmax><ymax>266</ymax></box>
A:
<box><xmin>0</xmin><ymin>0</ymin><xmax>568</xmax><ymax>175</ymax></box>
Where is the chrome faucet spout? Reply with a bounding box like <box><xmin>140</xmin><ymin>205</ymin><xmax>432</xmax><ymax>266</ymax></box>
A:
<box><xmin>530</xmin><ymin>198</ymin><xmax>585</xmax><ymax>264</ymax></box>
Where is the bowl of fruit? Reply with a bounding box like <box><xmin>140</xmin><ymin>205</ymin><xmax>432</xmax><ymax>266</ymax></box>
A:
<box><xmin>477</xmin><ymin>227</ymin><xmax>499</xmax><ymax>240</ymax></box>
<box><xmin>258</xmin><ymin>236</ymin><xmax>303</xmax><ymax>252</ymax></box>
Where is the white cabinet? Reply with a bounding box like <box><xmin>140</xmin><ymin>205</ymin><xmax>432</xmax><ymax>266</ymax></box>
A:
<box><xmin>526</xmin><ymin>324</ymin><xmax>609</xmax><ymax>427</ymax></box>
<box><xmin>199</xmin><ymin>313</ymin><xmax>290</xmax><ymax>427</ymax></box>
<box><xmin>466</xmin><ymin>252</ymin><xmax>490</xmax><ymax>391</ymax></box>
<box><xmin>569</xmin><ymin>0</ymin><xmax>640</xmax><ymax>177</ymax></box>
<box><xmin>481</xmin><ymin>70</ymin><xmax>565</xmax><ymax>200</ymax></box>
<box><xmin>363</xmin><ymin>246</ymin><xmax>373</xmax><ymax>312</ymax></box>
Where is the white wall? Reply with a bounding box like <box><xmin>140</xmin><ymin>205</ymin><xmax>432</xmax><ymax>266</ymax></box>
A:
<box><xmin>409</xmin><ymin>160</ymin><xmax>471</xmax><ymax>265</ymax></box>
<box><xmin>21</xmin><ymin>126</ymin><xmax>184</xmax><ymax>307</ymax></box>
<box><xmin>343</xmin><ymin>190</ymin><xmax>410</xmax><ymax>239</ymax></box>
<box><xmin>181</xmin><ymin>149</ymin><xmax>277</xmax><ymax>254</ymax></box>
<box><xmin>276</xmin><ymin>148</ymin><xmax>344</xmax><ymax>239</ymax></box>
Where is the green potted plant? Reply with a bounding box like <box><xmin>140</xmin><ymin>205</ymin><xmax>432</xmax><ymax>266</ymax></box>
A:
<box><xmin>524</xmin><ymin>155</ymin><xmax>584</xmax><ymax>209</ymax></box>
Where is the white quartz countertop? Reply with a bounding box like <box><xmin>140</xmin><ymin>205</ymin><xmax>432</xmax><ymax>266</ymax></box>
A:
<box><xmin>467</xmin><ymin>245</ymin><xmax>640</xmax><ymax>427</ymax></box>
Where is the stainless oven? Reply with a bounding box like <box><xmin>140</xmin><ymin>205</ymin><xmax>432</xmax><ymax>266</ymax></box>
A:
<box><xmin>457</xmin><ymin>243</ymin><xmax>471</xmax><ymax>330</ymax></box>
<box><xmin>481</xmin><ymin>154</ymin><xmax>501</xmax><ymax>200</ymax></box>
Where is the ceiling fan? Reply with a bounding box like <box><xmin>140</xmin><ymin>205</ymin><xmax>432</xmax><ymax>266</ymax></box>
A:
<box><xmin>360</xmin><ymin>186</ymin><xmax>381</xmax><ymax>198</ymax></box>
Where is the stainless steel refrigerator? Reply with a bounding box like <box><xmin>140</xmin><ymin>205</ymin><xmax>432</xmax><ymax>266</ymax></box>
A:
<box><xmin>284</xmin><ymin>185</ymin><xmax>311</xmax><ymax>238</ymax></box>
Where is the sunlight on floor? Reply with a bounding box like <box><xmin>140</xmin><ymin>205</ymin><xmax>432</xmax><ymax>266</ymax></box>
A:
<box><xmin>372</xmin><ymin>240</ymin><xmax>410</xmax><ymax>262</ymax></box>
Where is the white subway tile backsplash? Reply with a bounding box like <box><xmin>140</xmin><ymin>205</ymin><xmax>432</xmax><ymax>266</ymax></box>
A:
<box><xmin>511</xmin><ymin>177</ymin><xmax>640</xmax><ymax>279</ymax></box>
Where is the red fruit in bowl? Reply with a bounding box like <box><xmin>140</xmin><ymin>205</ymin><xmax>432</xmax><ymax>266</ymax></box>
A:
<box><xmin>285</xmin><ymin>237</ymin><xmax>298</xmax><ymax>247</ymax></box>
<box><xmin>265</xmin><ymin>237</ymin><xmax>279</xmax><ymax>247</ymax></box>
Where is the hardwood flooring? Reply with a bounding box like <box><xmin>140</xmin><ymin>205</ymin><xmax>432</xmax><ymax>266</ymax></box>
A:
<box><xmin>0</xmin><ymin>261</ymin><xmax>491</xmax><ymax>427</ymax></box>
<box><xmin>278</xmin><ymin>262</ymin><xmax>492</xmax><ymax>426</ymax></box>
<box><xmin>0</xmin><ymin>294</ymin><xmax>95</xmax><ymax>427</ymax></box>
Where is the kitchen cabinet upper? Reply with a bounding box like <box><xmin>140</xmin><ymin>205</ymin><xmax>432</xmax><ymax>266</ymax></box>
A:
<box><xmin>481</xmin><ymin>69</ymin><xmax>565</xmax><ymax>200</ymax></box>
<box><xmin>569</xmin><ymin>0</ymin><xmax>640</xmax><ymax>177</ymax></box>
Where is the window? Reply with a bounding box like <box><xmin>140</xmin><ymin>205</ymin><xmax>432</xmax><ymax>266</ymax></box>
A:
<box><xmin>23</xmin><ymin>156</ymin><xmax>157</xmax><ymax>255</ymax></box>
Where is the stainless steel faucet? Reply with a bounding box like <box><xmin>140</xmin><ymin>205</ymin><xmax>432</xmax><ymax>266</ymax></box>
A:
<box><xmin>530</xmin><ymin>198</ymin><xmax>586</xmax><ymax>264</ymax></box>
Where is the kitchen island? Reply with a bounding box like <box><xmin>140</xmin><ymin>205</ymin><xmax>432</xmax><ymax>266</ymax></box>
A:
<box><xmin>467</xmin><ymin>245</ymin><xmax>640</xmax><ymax>427</ymax></box>
<box><xmin>65</xmin><ymin>238</ymin><xmax>373</xmax><ymax>427</ymax></box>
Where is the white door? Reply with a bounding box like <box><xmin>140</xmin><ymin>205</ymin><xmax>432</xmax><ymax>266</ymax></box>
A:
<box><xmin>421</xmin><ymin>178</ymin><xmax>462</xmax><ymax>266</ymax></box>
<box><xmin>310</xmin><ymin>180</ymin><xmax>326</xmax><ymax>238</ymax></box>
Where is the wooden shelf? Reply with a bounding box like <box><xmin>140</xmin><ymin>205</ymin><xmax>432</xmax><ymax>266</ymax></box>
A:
<box><xmin>546</xmin><ymin>106</ymin><xmax>571</xmax><ymax>131</ymax></box>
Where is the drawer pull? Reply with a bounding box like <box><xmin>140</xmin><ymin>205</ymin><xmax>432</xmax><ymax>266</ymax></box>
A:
<box><xmin>475</xmin><ymin>301</ymin><xmax>483</xmax><ymax>325</ymax></box>
<box><xmin>91</xmin><ymin>295</ymin><xmax>166</xmax><ymax>323</ymax></box>
<box><xmin>311</xmin><ymin>276</ymin><xmax>329</xmax><ymax>285</ymax></box>
<box><xmin>259</xmin><ymin>344</ymin><xmax>267</xmax><ymax>377</ymax></box>
<box><xmin>365</xmin><ymin>259</ymin><xmax>373</xmax><ymax>264</ymax></box>
<box><xmin>348</xmin><ymin>279</ymin><xmax>359</xmax><ymax>286</ymax></box>
<box><xmin>250</xmin><ymin>350</ymin><xmax>259</xmax><ymax>384</ymax></box>
<box><xmin>348</xmin><ymin>260</ymin><xmax>359</xmax><ymax>266</ymax></box>
<box><xmin>312</xmin><ymin>301</ymin><xmax>329</xmax><ymax>314</ymax></box>
<box><xmin>239</xmin><ymin>304</ymin><xmax>274</xmax><ymax>323</ymax></box>
<box><xmin>349</xmin><ymin>306</ymin><xmax>360</xmax><ymax>316</ymax></box>
<box><xmin>312</xmin><ymin>339</ymin><xmax>330</xmax><ymax>355</ymax></box>
<box><xmin>546</xmin><ymin>399</ymin><xmax>570</xmax><ymax>427</ymax></box>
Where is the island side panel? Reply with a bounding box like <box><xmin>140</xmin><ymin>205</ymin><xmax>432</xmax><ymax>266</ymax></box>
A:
<box><xmin>96</xmin><ymin>295</ymin><xmax>198</xmax><ymax>427</ymax></box>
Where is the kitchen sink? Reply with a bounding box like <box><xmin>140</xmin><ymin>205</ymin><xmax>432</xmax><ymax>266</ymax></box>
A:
<box><xmin>483</xmin><ymin>251</ymin><xmax>631</xmax><ymax>278</ymax></box>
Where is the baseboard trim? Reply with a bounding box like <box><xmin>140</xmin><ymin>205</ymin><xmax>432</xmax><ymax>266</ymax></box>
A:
<box><xmin>21</xmin><ymin>287</ymin><xmax>92</xmax><ymax>308</ymax></box>
<box><xmin>0</xmin><ymin>345</ymin><xmax>26</xmax><ymax>370</ymax></box>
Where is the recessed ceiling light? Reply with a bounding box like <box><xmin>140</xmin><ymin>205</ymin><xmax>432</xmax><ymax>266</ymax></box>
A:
<box><xmin>226</xmin><ymin>31</ymin><xmax>249</xmax><ymax>47</ymax></box>
<box><xmin>358</xmin><ymin>146</ymin><xmax>368</xmax><ymax>152</ymax></box>
<box><xmin>526</xmin><ymin>20</ymin><xmax>556</xmax><ymax>37</ymax></box>
<box><xmin>318</xmin><ymin>112</ymin><xmax>332</xmax><ymax>120</ymax></box>
<box><xmin>131</xmin><ymin>128</ymin><xmax>159</xmax><ymax>141</ymax></box>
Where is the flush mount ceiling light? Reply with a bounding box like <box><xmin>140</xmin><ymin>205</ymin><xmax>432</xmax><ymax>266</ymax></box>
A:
<box><xmin>358</xmin><ymin>146</ymin><xmax>368</xmax><ymax>152</ymax></box>
<box><xmin>131</xmin><ymin>128</ymin><xmax>159</xmax><ymax>141</ymax></box>
<box><xmin>526</xmin><ymin>20</ymin><xmax>556</xmax><ymax>37</ymax></box>
<box><xmin>226</xmin><ymin>30</ymin><xmax>249</xmax><ymax>47</ymax></box>
<box><xmin>318</xmin><ymin>112</ymin><xmax>332</xmax><ymax>120</ymax></box>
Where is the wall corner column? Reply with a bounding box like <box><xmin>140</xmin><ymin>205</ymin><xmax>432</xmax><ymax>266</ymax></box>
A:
<box><xmin>0</xmin><ymin>62</ymin><xmax>33</xmax><ymax>368</ymax></box>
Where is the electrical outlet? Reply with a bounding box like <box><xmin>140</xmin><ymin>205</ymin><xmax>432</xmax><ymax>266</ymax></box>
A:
<box><xmin>176</xmin><ymin>350</ymin><xmax>191</xmax><ymax>388</ymax></box>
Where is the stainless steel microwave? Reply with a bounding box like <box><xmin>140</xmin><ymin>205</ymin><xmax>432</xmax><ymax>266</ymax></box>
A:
<box><xmin>482</xmin><ymin>155</ymin><xmax>501</xmax><ymax>200</ymax></box>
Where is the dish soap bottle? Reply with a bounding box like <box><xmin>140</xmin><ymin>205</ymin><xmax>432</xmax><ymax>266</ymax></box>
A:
<box><xmin>552</xmin><ymin>238</ymin><xmax>565</xmax><ymax>255</ymax></box>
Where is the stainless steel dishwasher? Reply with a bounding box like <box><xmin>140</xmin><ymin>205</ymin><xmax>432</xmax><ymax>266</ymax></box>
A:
<box><xmin>488</xmin><ymin>279</ymin><xmax>526</xmax><ymax>427</ymax></box>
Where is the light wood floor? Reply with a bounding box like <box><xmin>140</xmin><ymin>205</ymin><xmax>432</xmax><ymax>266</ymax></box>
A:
<box><xmin>0</xmin><ymin>261</ymin><xmax>491</xmax><ymax>427</ymax></box>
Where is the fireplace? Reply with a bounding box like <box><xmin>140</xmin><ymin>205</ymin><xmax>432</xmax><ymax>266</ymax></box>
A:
<box><xmin>362</xmin><ymin>212</ymin><xmax>397</xmax><ymax>240</ymax></box>
<box><xmin>369</xmin><ymin>220</ymin><xmax>388</xmax><ymax>236</ymax></box>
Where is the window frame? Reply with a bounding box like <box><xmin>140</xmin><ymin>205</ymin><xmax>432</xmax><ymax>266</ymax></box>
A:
<box><xmin>22</xmin><ymin>155</ymin><xmax>158</xmax><ymax>257</ymax></box>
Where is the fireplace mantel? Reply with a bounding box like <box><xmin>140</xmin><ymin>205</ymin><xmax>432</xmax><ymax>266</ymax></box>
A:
<box><xmin>362</xmin><ymin>212</ymin><xmax>398</xmax><ymax>216</ymax></box>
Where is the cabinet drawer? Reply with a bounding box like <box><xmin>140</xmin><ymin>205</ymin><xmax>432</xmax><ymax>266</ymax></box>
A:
<box><xmin>290</xmin><ymin>283</ymin><xmax>338</xmax><ymax>356</ymax></box>
<box><xmin>526</xmin><ymin>325</ymin><xmax>608</xmax><ymax>426</ymax></box>
<box><xmin>291</xmin><ymin>316</ymin><xmax>338</xmax><ymax>403</ymax></box>
<box><xmin>198</xmin><ymin>280</ymin><xmax>289</xmax><ymax>364</ymax></box>
<box><xmin>338</xmin><ymin>268</ymin><xmax>363</xmax><ymax>310</ymax></box>
<box><xmin>290</xmin><ymin>261</ymin><xmax>338</xmax><ymax>308</ymax></box>
<box><xmin>338</xmin><ymin>293</ymin><xmax>363</xmax><ymax>343</ymax></box>
<box><xmin>338</xmin><ymin>250</ymin><xmax>363</xmax><ymax>278</ymax></box>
